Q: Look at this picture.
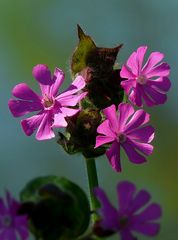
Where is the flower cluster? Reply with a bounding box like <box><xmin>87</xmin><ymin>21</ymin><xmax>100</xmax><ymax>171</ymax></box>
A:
<box><xmin>7</xmin><ymin>26</ymin><xmax>171</xmax><ymax>240</ymax></box>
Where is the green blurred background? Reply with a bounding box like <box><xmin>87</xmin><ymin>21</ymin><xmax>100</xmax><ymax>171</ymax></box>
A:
<box><xmin>0</xmin><ymin>0</ymin><xmax>177</xmax><ymax>239</ymax></box>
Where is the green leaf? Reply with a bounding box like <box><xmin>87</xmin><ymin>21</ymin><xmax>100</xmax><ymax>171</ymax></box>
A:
<box><xmin>71</xmin><ymin>25</ymin><xmax>96</xmax><ymax>76</ymax></box>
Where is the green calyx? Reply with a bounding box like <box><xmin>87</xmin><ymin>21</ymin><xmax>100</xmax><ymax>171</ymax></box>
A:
<box><xmin>20</xmin><ymin>176</ymin><xmax>90</xmax><ymax>240</ymax></box>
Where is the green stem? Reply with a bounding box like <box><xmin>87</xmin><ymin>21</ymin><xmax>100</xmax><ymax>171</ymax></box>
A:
<box><xmin>85</xmin><ymin>158</ymin><xmax>100</xmax><ymax>223</ymax></box>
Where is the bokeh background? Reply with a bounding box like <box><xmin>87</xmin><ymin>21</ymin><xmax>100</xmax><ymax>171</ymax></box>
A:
<box><xmin>0</xmin><ymin>0</ymin><xmax>178</xmax><ymax>239</ymax></box>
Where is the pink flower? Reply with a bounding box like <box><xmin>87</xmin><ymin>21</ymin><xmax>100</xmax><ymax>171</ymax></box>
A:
<box><xmin>9</xmin><ymin>64</ymin><xmax>87</xmax><ymax>140</ymax></box>
<box><xmin>120</xmin><ymin>46</ymin><xmax>171</xmax><ymax>107</ymax></box>
<box><xmin>95</xmin><ymin>181</ymin><xmax>162</xmax><ymax>240</ymax></box>
<box><xmin>95</xmin><ymin>103</ymin><xmax>154</xmax><ymax>172</ymax></box>
<box><xmin>0</xmin><ymin>191</ymin><xmax>29</xmax><ymax>240</ymax></box>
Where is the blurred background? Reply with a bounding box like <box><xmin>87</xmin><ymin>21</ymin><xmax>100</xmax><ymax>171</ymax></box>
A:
<box><xmin>0</xmin><ymin>0</ymin><xmax>177</xmax><ymax>239</ymax></box>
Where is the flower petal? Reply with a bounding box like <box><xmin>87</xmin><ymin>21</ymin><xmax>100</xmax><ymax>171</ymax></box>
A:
<box><xmin>129</xmin><ymin>84</ymin><xmax>143</xmax><ymax>107</ymax></box>
<box><xmin>49</xmin><ymin>68</ymin><xmax>65</xmax><ymax>97</ymax></box>
<box><xmin>122</xmin><ymin>141</ymin><xmax>147</xmax><ymax>164</ymax></box>
<box><xmin>136</xmin><ymin>46</ymin><xmax>147</xmax><ymax>73</ymax></box>
<box><xmin>117</xmin><ymin>181</ymin><xmax>136</xmax><ymax>211</ymax></box>
<box><xmin>57</xmin><ymin>92</ymin><xmax>87</xmax><ymax>107</ymax></box>
<box><xmin>12</xmin><ymin>83</ymin><xmax>41</xmax><ymax>101</ymax></box>
<box><xmin>128</xmin><ymin>189</ymin><xmax>151</xmax><ymax>214</ymax></box>
<box><xmin>126</xmin><ymin>51</ymin><xmax>138</xmax><ymax>75</ymax></box>
<box><xmin>125</xmin><ymin>109</ymin><xmax>150</xmax><ymax>132</ymax></box>
<box><xmin>142</xmin><ymin>51</ymin><xmax>164</xmax><ymax>74</ymax></box>
<box><xmin>36</xmin><ymin>112</ymin><xmax>55</xmax><ymax>140</ymax></box>
<box><xmin>94</xmin><ymin>187</ymin><xmax>119</xmax><ymax>230</ymax></box>
<box><xmin>8</xmin><ymin>99</ymin><xmax>43</xmax><ymax>117</ymax></box>
<box><xmin>97</xmin><ymin>120</ymin><xmax>116</xmax><ymax>138</ymax></box>
<box><xmin>120</xmin><ymin>65</ymin><xmax>136</xmax><ymax>79</ymax></box>
<box><xmin>0</xmin><ymin>198</ymin><xmax>7</xmax><ymax>215</ymax></box>
<box><xmin>146</xmin><ymin>62</ymin><xmax>170</xmax><ymax>78</ymax></box>
<box><xmin>127</xmin><ymin>139</ymin><xmax>154</xmax><ymax>156</ymax></box>
<box><xmin>143</xmin><ymin>84</ymin><xmax>167</xmax><ymax>105</ymax></box>
<box><xmin>103</xmin><ymin>105</ymin><xmax>119</xmax><ymax>133</ymax></box>
<box><xmin>120</xmin><ymin>230</ymin><xmax>135</xmax><ymax>240</ymax></box>
<box><xmin>59</xmin><ymin>76</ymin><xmax>86</xmax><ymax>98</ymax></box>
<box><xmin>32</xmin><ymin>64</ymin><xmax>51</xmax><ymax>85</ymax></box>
<box><xmin>121</xmin><ymin>79</ymin><xmax>136</xmax><ymax>95</ymax></box>
<box><xmin>106</xmin><ymin>141</ymin><xmax>121</xmax><ymax>172</ymax></box>
<box><xmin>126</xmin><ymin>125</ymin><xmax>155</xmax><ymax>143</ymax></box>
<box><xmin>131</xmin><ymin>222</ymin><xmax>160</xmax><ymax>237</ymax></box>
<box><xmin>118</xmin><ymin>103</ymin><xmax>134</xmax><ymax>132</ymax></box>
<box><xmin>95</xmin><ymin>135</ymin><xmax>115</xmax><ymax>148</ymax></box>
<box><xmin>60</xmin><ymin>107</ymin><xmax>79</xmax><ymax>117</ymax></box>
<box><xmin>147</xmin><ymin>77</ymin><xmax>171</xmax><ymax>92</ymax></box>
<box><xmin>52</xmin><ymin>112</ymin><xmax>68</xmax><ymax>128</ymax></box>
<box><xmin>135</xmin><ymin>203</ymin><xmax>162</xmax><ymax>221</ymax></box>
<box><xmin>21</xmin><ymin>112</ymin><xmax>45</xmax><ymax>136</ymax></box>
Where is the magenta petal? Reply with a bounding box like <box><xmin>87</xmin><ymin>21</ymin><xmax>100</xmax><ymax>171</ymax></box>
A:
<box><xmin>147</xmin><ymin>77</ymin><xmax>171</xmax><ymax>92</ymax></box>
<box><xmin>0</xmin><ymin>198</ymin><xmax>7</xmax><ymax>214</ymax></box>
<box><xmin>118</xmin><ymin>103</ymin><xmax>134</xmax><ymax>132</ymax></box>
<box><xmin>129</xmin><ymin>84</ymin><xmax>143</xmax><ymax>107</ymax></box>
<box><xmin>21</xmin><ymin>113</ymin><xmax>44</xmax><ymax>136</ymax></box>
<box><xmin>128</xmin><ymin>189</ymin><xmax>151</xmax><ymax>214</ymax></box>
<box><xmin>146</xmin><ymin>62</ymin><xmax>170</xmax><ymax>78</ymax></box>
<box><xmin>60</xmin><ymin>107</ymin><xmax>79</xmax><ymax>117</ymax></box>
<box><xmin>136</xmin><ymin>46</ymin><xmax>147</xmax><ymax>73</ymax></box>
<box><xmin>120</xmin><ymin>65</ymin><xmax>136</xmax><ymax>79</ymax></box>
<box><xmin>32</xmin><ymin>64</ymin><xmax>51</xmax><ymax>85</ymax></box>
<box><xmin>136</xmin><ymin>203</ymin><xmax>162</xmax><ymax>221</ymax></box>
<box><xmin>142</xmin><ymin>51</ymin><xmax>164</xmax><ymax>74</ymax></box>
<box><xmin>36</xmin><ymin>112</ymin><xmax>55</xmax><ymax>140</ymax></box>
<box><xmin>122</xmin><ymin>141</ymin><xmax>147</xmax><ymax>164</ymax></box>
<box><xmin>57</xmin><ymin>92</ymin><xmax>87</xmax><ymax>107</ymax></box>
<box><xmin>49</xmin><ymin>68</ymin><xmax>65</xmax><ymax>97</ymax></box>
<box><xmin>143</xmin><ymin>84</ymin><xmax>167</xmax><ymax>105</ymax></box>
<box><xmin>126</xmin><ymin>51</ymin><xmax>138</xmax><ymax>75</ymax></box>
<box><xmin>94</xmin><ymin>188</ymin><xmax>119</xmax><ymax>230</ymax></box>
<box><xmin>103</xmin><ymin>104</ymin><xmax>119</xmax><ymax>133</ymax></box>
<box><xmin>95</xmin><ymin>135</ymin><xmax>114</xmax><ymax>148</ymax></box>
<box><xmin>121</xmin><ymin>79</ymin><xmax>136</xmax><ymax>95</ymax></box>
<box><xmin>106</xmin><ymin>141</ymin><xmax>121</xmax><ymax>172</ymax></box>
<box><xmin>127</xmin><ymin>139</ymin><xmax>153</xmax><ymax>156</ymax></box>
<box><xmin>141</xmin><ymin>89</ymin><xmax>155</xmax><ymax>107</ymax></box>
<box><xmin>52</xmin><ymin>112</ymin><xmax>67</xmax><ymax>128</ymax></box>
<box><xmin>3</xmin><ymin>229</ymin><xmax>17</xmax><ymax>240</ymax></box>
<box><xmin>8</xmin><ymin>99</ymin><xmax>43</xmax><ymax>117</ymax></box>
<box><xmin>12</xmin><ymin>83</ymin><xmax>41</xmax><ymax>101</ymax></box>
<box><xmin>126</xmin><ymin>125</ymin><xmax>155</xmax><ymax>143</ymax></box>
<box><xmin>117</xmin><ymin>181</ymin><xmax>136</xmax><ymax>210</ymax></box>
<box><xmin>131</xmin><ymin>222</ymin><xmax>160</xmax><ymax>237</ymax></box>
<box><xmin>120</xmin><ymin>230</ymin><xmax>135</xmax><ymax>240</ymax></box>
<box><xmin>125</xmin><ymin>109</ymin><xmax>150</xmax><ymax>132</ymax></box>
<box><xmin>59</xmin><ymin>76</ymin><xmax>85</xmax><ymax>98</ymax></box>
<box><xmin>97</xmin><ymin>120</ymin><xmax>116</xmax><ymax>138</ymax></box>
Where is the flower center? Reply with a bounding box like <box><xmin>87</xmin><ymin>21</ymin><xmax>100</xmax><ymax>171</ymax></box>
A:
<box><xmin>117</xmin><ymin>133</ymin><xmax>126</xmax><ymax>143</ymax></box>
<box><xmin>42</xmin><ymin>95</ymin><xmax>55</xmax><ymax>109</ymax></box>
<box><xmin>119</xmin><ymin>215</ymin><xmax>129</xmax><ymax>229</ymax></box>
<box><xmin>1</xmin><ymin>215</ymin><xmax>12</xmax><ymax>227</ymax></box>
<box><xmin>136</xmin><ymin>75</ymin><xmax>147</xmax><ymax>85</ymax></box>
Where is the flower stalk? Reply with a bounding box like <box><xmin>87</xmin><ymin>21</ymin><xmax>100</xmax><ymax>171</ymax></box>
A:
<box><xmin>85</xmin><ymin>158</ymin><xmax>100</xmax><ymax>223</ymax></box>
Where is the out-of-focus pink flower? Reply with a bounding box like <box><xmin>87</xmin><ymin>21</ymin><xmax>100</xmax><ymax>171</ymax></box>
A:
<box><xmin>95</xmin><ymin>103</ymin><xmax>154</xmax><ymax>172</ymax></box>
<box><xmin>120</xmin><ymin>46</ymin><xmax>171</xmax><ymax>107</ymax></box>
<box><xmin>95</xmin><ymin>181</ymin><xmax>162</xmax><ymax>240</ymax></box>
<box><xmin>9</xmin><ymin>64</ymin><xmax>87</xmax><ymax>140</ymax></box>
<box><xmin>0</xmin><ymin>191</ymin><xmax>29</xmax><ymax>240</ymax></box>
